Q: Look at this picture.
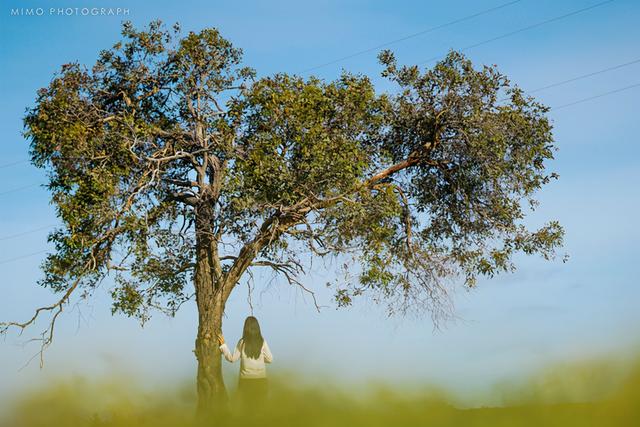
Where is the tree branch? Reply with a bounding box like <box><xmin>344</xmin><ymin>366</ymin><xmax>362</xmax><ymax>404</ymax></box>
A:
<box><xmin>0</xmin><ymin>263</ymin><xmax>89</xmax><ymax>368</ymax></box>
<box><xmin>250</xmin><ymin>260</ymin><xmax>321</xmax><ymax>312</ymax></box>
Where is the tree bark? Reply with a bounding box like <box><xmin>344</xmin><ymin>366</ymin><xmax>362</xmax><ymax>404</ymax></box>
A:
<box><xmin>194</xmin><ymin>202</ymin><xmax>228</xmax><ymax>416</ymax></box>
<box><xmin>194</xmin><ymin>281</ymin><xmax>226</xmax><ymax>415</ymax></box>
<box><xmin>192</xmin><ymin>202</ymin><xmax>299</xmax><ymax>416</ymax></box>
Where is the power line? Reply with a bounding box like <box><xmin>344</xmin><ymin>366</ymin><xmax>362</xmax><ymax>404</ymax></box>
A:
<box><xmin>298</xmin><ymin>0</ymin><xmax>526</xmax><ymax>74</ymax></box>
<box><xmin>552</xmin><ymin>82</ymin><xmax>640</xmax><ymax>110</ymax></box>
<box><xmin>0</xmin><ymin>159</ymin><xmax>29</xmax><ymax>169</ymax></box>
<box><xmin>0</xmin><ymin>183</ymin><xmax>41</xmax><ymax>196</ymax></box>
<box><xmin>0</xmin><ymin>225</ymin><xmax>55</xmax><ymax>241</ymax></box>
<box><xmin>419</xmin><ymin>0</ymin><xmax>615</xmax><ymax>65</ymax></box>
<box><xmin>495</xmin><ymin>57</ymin><xmax>640</xmax><ymax>103</ymax></box>
<box><xmin>0</xmin><ymin>249</ymin><xmax>48</xmax><ymax>265</ymax></box>
<box><xmin>527</xmin><ymin>58</ymin><xmax>640</xmax><ymax>94</ymax></box>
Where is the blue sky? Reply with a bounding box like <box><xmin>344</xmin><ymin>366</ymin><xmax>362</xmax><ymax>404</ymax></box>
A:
<box><xmin>1</xmin><ymin>0</ymin><xmax>639</xmax><ymax>406</ymax></box>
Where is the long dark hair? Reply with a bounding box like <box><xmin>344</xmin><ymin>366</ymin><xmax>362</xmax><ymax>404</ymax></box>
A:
<box><xmin>241</xmin><ymin>316</ymin><xmax>264</xmax><ymax>360</ymax></box>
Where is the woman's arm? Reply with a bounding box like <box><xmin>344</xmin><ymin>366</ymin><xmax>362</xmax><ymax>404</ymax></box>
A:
<box><xmin>219</xmin><ymin>340</ymin><xmax>242</xmax><ymax>363</ymax></box>
<box><xmin>262</xmin><ymin>340</ymin><xmax>273</xmax><ymax>364</ymax></box>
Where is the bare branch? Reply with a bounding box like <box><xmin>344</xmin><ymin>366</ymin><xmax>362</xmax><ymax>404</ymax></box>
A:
<box><xmin>1</xmin><ymin>263</ymin><xmax>89</xmax><ymax>368</ymax></box>
<box><xmin>250</xmin><ymin>259</ymin><xmax>321</xmax><ymax>312</ymax></box>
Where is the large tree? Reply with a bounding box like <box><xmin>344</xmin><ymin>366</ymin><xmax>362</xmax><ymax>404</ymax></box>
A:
<box><xmin>2</xmin><ymin>21</ymin><xmax>563</xmax><ymax>414</ymax></box>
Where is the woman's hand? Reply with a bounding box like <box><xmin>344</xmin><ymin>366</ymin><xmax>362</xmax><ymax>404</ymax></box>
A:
<box><xmin>216</xmin><ymin>333</ymin><xmax>225</xmax><ymax>346</ymax></box>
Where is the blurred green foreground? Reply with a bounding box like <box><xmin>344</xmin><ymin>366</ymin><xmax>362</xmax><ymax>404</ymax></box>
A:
<box><xmin>2</xmin><ymin>357</ymin><xmax>639</xmax><ymax>427</ymax></box>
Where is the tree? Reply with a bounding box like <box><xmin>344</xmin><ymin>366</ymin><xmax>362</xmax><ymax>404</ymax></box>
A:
<box><xmin>1</xmin><ymin>21</ymin><xmax>563</xmax><ymax>414</ymax></box>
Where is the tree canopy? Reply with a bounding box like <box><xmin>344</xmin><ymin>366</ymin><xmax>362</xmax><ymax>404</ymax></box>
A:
<box><xmin>3</xmin><ymin>20</ymin><xmax>563</xmax><ymax>409</ymax></box>
<box><xmin>14</xmin><ymin>20</ymin><xmax>564</xmax><ymax>325</ymax></box>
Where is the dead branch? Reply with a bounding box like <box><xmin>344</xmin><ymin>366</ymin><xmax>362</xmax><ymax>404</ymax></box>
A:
<box><xmin>0</xmin><ymin>263</ymin><xmax>89</xmax><ymax>368</ymax></box>
<box><xmin>250</xmin><ymin>259</ymin><xmax>321</xmax><ymax>312</ymax></box>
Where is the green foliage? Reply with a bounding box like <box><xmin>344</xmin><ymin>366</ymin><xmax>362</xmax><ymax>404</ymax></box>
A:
<box><xmin>22</xmin><ymin>21</ymin><xmax>563</xmax><ymax>324</ymax></box>
<box><xmin>231</xmin><ymin>73</ymin><xmax>382</xmax><ymax>207</ymax></box>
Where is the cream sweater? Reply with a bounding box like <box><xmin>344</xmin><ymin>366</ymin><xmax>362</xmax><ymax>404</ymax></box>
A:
<box><xmin>219</xmin><ymin>339</ymin><xmax>273</xmax><ymax>379</ymax></box>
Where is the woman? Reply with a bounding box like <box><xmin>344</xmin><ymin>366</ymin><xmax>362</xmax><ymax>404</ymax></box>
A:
<box><xmin>217</xmin><ymin>316</ymin><xmax>273</xmax><ymax>405</ymax></box>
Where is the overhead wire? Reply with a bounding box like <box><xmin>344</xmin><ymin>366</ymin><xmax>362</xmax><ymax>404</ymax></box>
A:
<box><xmin>0</xmin><ymin>183</ymin><xmax>40</xmax><ymax>196</ymax></box>
<box><xmin>0</xmin><ymin>159</ymin><xmax>29</xmax><ymax>169</ymax></box>
<box><xmin>418</xmin><ymin>0</ymin><xmax>615</xmax><ymax>65</ymax></box>
<box><xmin>299</xmin><ymin>0</ymin><xmax>526</xmax><ymax>74</ymax></box>
<box><xmin>552</xmin><ymin>82</ymin><xmax>640</xmax><ymax>110</ymax></box>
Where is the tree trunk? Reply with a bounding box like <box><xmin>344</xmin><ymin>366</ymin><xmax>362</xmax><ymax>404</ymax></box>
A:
<box><xmin>191</xmin><ymin>194</ymin><xmax>285</xmax><ymax>416</ymax></box>
<box><xmin>194</xmin><ymin>203</ymin><xmax>228</xmax><ymax>416</ymax></box>
<box><xmin>194</xmin><ymin>281</ymin><xmax>227</xmax><ymax>415</ymax></box>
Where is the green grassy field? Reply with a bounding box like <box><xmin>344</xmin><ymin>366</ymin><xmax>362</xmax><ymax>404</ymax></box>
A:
<box><xmin>3</xmin><ymin>357</ymin><xmax>639</xmax><ymax>427</ymax></box>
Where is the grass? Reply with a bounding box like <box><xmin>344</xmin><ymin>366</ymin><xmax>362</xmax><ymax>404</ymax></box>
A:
<box><xmin>2</xmin><ymin>357</ymin><xmax>639</xmax><ymax>427</ymax></box>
